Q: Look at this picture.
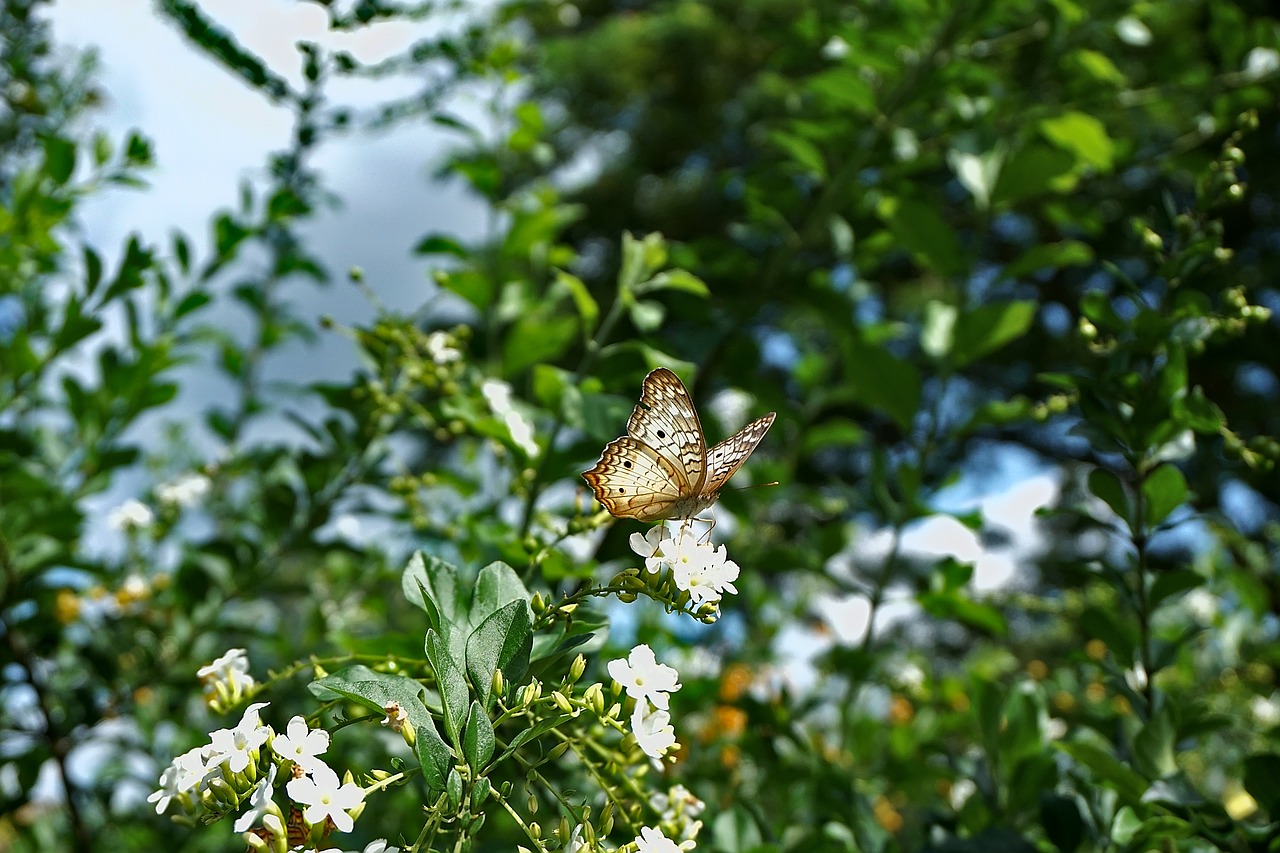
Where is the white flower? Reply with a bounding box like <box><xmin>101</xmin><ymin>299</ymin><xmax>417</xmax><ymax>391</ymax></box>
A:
<box><xmin>286</xmin><ymin>763</ymin><xmax>365</xmax><ymax>834</ymax></box>
<box><xmin>609</xmin><ymin>644</ymin><xmax>681</xmax><ymax>711</ymax></box>
<box><xmin>652</xmin><ymin>784</ymin><xmax>705</xmax><ymax>821</ymax></box>
<box><xmin>564</xmin><ymin>825</ymin><xmax>589</xmax><ymax>853</ymax></box>
<box><xmin>1251</xmin><ymin>693</ymin><xmax>1280</xmax><ymax>727</ymax></box>
<box><xmin>634</xmin><ymin>825</ymin><xmax>690</xmax><ymax>853</ymax></box>
<box><xmin>949</xmin><ymin>778</ymin><xmax>977</xmax><ymax>811</ymax></box>
<box><xmin>156</xmin><ymin>472</ymin><xmax>211</xmax><ymax>508</ymax></box>
<box><xmin>1244</xmin><ymin>47</ymin><xmax>1280</xmax><ymax>80</ymax></box>
<box><xmin>271</xmin><ymin>716</ymin><xmax>330</xmax><ymax>772</ymax></box>
<box><xmin>672</xmin><ymin>544</ymin><xmax>739</xmax><ymax>607</ymax></box>
<box><xmin>482</xmin><ymin>378</ymin><xmax>539</xmax><ymax>457</ymax></box>
<box><xmin>381</xmin><ymin>701</ymin><xmax>408</xmax><ymax>732</ymax></box>
<box><xmin>820</xmin><ymin>35</ymin><xmax>850</xmax><ymax>60</ymax></box>
<box><xmin>209</xmin><ymin>702</ymin><xmax>271</xmax><ymax>774</ymax></box>
<box><xmin>360</xmin><ymin>841</ymin><xmax>400</xmax><ymax>853</ymax></box>
<box><xmin>425</xmin><ymin>331</ymin><xmax>461</xmax><ymax>364</ymax></box>
<box><xmin>107</xmin><ymin>498</ymin><xmax>154</xmax><ymax>531</ymax></box>
<box><xmin>198</xmin><ymin>648</ymin><xmax>251</xmax><ymax>682</ymax></box>
<box><xmin>147</xmin><ymin>746</ymin><xmax>212</xmax><ymax>814</ymax></box>
<box><xmin>1123</xmin><ymin>662</ymin><xmax>1148</xmax><ymax>693</ymax></box>
<box><xmin>232</xmin><ymin>762</ymin><xmax>278</xmax><ymax>832</ymax></box>
<box><xmin>1115</xmin><ymin>15</ymin><xmax>1152</xmax><ymax>46</ymax></box>
<box><xmin>631</xmin><ymin>703</ymin><xmax>677</xmax><ymax>762</ymax></box>
<box><xmin>629</xmin><ymin>525</ymin><xmax>670</xmax><ymax>574</ymax></box>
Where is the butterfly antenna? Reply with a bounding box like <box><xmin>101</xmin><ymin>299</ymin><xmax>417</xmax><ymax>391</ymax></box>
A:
<box><xmin>729</xmin><ymin>481</ymin><xmax>780</xmax><ymax>492</ymax></box>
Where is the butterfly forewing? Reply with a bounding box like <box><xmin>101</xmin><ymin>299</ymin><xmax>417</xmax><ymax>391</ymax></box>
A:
<box><xmin>582</xmin><ymin>436</ymin><xmax>687</xmax><ymax>522</ymax></box>
<box><xmin>701</xmin><ymin>412</ymin><xmax>776</xmax><ymax>495</ymax></box>
<box><xmin>625</xmin><ymin>368</ymin><xmax>707</xmax><ymax>492</ymax></box>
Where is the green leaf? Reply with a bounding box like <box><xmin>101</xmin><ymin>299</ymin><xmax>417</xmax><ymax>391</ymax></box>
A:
<box><xmin>950</xmin><ymin>301</ymin><xmax>1036</xmax><ymax>368</ymax></box>
<box><xmin>462</xmin><ymin>701</ymin><xmax>496</xmax><ymax>771</ymax></box>
<box><xmin>1133</xmin><ymin>709</ymin><xmax>1177</xmax><ymax>778</ymax></box>
<box><xmin>877</xmin><ymin>197</ymin><xmax>966</xmax><ymax>277</ymax></box>
<box><xmin>1040</xmin><ymin>111</ymin><xmax>1115</xmax><ymax>171</ymax></box>
<box><xmin>628</xmin><ymin>299</ymin><xmax>666</xmax><ymax>333</ymax></box>
<box><xmin>43</xmin><ymin>136</ymin><xmax>76</xmax><ymax>185</ymax></box>
<box><xmin>425</xmin><ymin>630</ymin><xmax>470</xmax><ymax>748</ymax></box>
<box><xmin>1148</xmin><ymin>570</ymin><xmax>1204</xmax><ymax>611</ymax></box>
<box><xmin>402</xmin><ymin>552</ymin><xmax>461</xmax><ymax>635</ymax></box>
<box><xmin>1002</xmin><ymin>241</ymin><xmax>1094</xmax><ymax>280</ymax></box>
<box><xmin>466</xmin><ymin>600</ymin><xmax>533</xmax><ymax>710</ymax></box>
<box><xmin>1143</xmin><ymin>464</ymin><xmax>1187</xmax><ymax>527</ymax></box>
<box><xmin>769</xmin><ymin>130</ymin><xmax>827</xmax><ymax>179</ymax></box>
<box><xmin>632</xmin><ymin>269</ymin><xmax>710</xmax><ymax>298</ymax></box>
<box><xmin>1056</xmin><ymin>741</ymin><xmax>1147</xmax><ymax>806</ymax></box>
<box><xmin>489</xmin><ymin>713</ymin><xmax>575</xmax><ymax>768</ymax></box>
<box><xmin>437</xmin><ymin>270</ymin><xmax>493</xmax><ymax>311</ymax></box>
<box><xmin>551</xmin><ymin>269</ymin><xmax>599</xmax><ymax>338</ymax></box>
<box><xmin>468</xmin><ymin>562</ymin><xmax>531</xmax><ymax>627</ymax></box>
<box><xmin>992</xmin><ymin>142</ymin><xmax>1078</xmax><ymax>203</ymax></box>
<box><xmin>843</xmin><ymin>337</ymin><xmax>921</xmax><ymax>430</ymax></box>
<box><xmin>1087</xmin><ymin>469</ymin><xmax>1129</xmax><ymax>524</ymax></box>
<box><xmin>504</xmin><ymin>313</ymin><xmax>577</xmax><ymax>375</ymax></box>
<box><xmin>1243</xmin><ymin>753</ymin><xmax>1280</xmax><ymax>814</ymax></box>
<box><xmin>414</xmin><ymin>234</ymin><xmax>469</xmax><ymax>257</ymax></box>
<box><xmin>311</xmin><ymin>665</ymin><xmax>451</xmax><ymax>791</ymax></box>
<box><xmin>1040</xmin><ymin>794</ymin><xmax>1085</xmax><ymax>853</ymax></box>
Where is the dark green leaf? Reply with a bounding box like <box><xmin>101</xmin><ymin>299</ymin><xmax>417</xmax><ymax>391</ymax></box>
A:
<box><xmin>1087</xmin><ymin>469</ymin><xmax>1129</xmax><ymax>524</ymax></box>
<box><xmin>1244</xmin><ymin>753</ymin><xmax>1280</xmax><ymax>814</ymax></box>
<box><xmin>465</xmin><ymin>600</ymin><xmax>532</xmax><ymax>710</ymax></box>
<box><xmin>425</xmin><ymin>630</ymin><xmax>470</xmax><ymax>748</ymax></box>
<box><xmin>1143</xmin><ymin>464</ymin><xmax>1187</xmax><ymax>527</ymax></box>
<box><xmin>843</xmin><ymin>337</ymin><xmax>921</xmax><ymax>430</ymax></box>
<box><xmin>950</xmin><ymin>301</ymin><xmax>1036</xmax><ymax>368</ymax></box>
<box><xmin>1056</xmin><ymin>741</ymin><xmax>1147</xmax><ymax>806</ymax></box>
<box><xmin>462</xmin><ymin>701</ymin><xmax>496</xmax><ymax>771</ymax></box>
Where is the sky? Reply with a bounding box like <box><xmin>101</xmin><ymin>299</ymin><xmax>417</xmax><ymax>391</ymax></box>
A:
<box><xmin>47</xmin><ymin>0</ymin><xmax>488</xmax><ymax>385</ymax></box>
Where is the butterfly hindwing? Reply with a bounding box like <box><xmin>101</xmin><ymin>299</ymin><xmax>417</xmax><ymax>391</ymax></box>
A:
<box><xmin>625</xmin><ymin>368</ymin><xmax>706</xmax><ymax>492</ymax></box>
<box><xmin>582</xmin><ymin>436</ymin><xmax>687</xmax><ymax>522</ymax></box>
<box><xmin>701</xmin><ymin>412</ymin><xmax>776</xmax><ymax>496</ymax></box>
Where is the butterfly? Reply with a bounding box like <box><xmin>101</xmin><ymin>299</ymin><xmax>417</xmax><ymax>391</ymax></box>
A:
<box><xmin>582</xmin><ymin>368</ymin><xmax>776</xmax><ymax>522</ymax></box>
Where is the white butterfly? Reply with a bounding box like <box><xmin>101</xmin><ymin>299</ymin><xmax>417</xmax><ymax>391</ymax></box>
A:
<box><xmin>582</xmin><ymin>368</ymin><xmax>775</xmax><ymax>522</ymax></box>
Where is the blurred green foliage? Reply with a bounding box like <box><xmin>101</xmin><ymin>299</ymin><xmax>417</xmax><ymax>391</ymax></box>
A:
<box><xmin>2</xmin><ymin>0</ymin><xmax>1279</xmax><ymax>850</ymax></box>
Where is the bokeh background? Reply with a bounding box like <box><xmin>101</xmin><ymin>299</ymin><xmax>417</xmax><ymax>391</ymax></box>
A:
<box><xmin>3</xmin><ymin>0</ymin><xmax>1280</xmax><ymax>851</ymax></box>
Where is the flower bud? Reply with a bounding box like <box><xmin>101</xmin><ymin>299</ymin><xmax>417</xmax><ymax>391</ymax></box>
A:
<box><xmin>552</xmin><ymin>691</ymin><xmax>574</xmax><ymax>714</ymax></box>
<box><xmin>492</xmin><ymin>670</ymin><xmax>505</xmax><ymax>698</ymax></box>
<box><xmin>569</xmin><ymin>655</ymin><xmax>587</xmax><ymax>682</ymax></box>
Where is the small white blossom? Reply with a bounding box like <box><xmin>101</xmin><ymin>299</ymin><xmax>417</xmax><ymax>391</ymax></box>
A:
<box><xmin>271</xmin><ymin>716</ymin><xmax>330</xmax><ymax>772</ymax></box>
<box><xmin>147</xmin><ymin>745</ymin><xmax>212</xmax><ymax>814</ymax></box>
<box><xmin>156</xmin><ymin>472</ymin><xmax>211</xmax><ymax>508</ymax></box>
<box><xmin>1115</xmin><ymin>15</ymin><xmax>1152</xmax><ymax>46</ymax></box>
<box><xmin>232</xmin><ymin>762</ymin><xmax>278</xmax><ymax>832</ymax></box>
<box><xmin>1251</xmin><ymin>693</ymin><xmax>1280</xmax><ymax>727</ymax></box>
<box><xmin>209</xmin><ymin>702</ymin><xmax>271</xmax><ymax>774</ymax></box>
<box><xmin>631</xmin><ymin>703</ymin><xmax>677</xmax><ymax>762</ymax></box>
<box><xmin>107</xmin><ymin>498</ymin><xmax>154</xmax><ymax>532</ymax></box>
<box><xmin>564</xmin><ymin>825</ymin><xmax>589</xmax><ymax>853</ymax></box>
<box><xmin>949</xmin><ymin>778</ymin><xmax>977</xmax><ymax>811</ymax></box>
<box><xmin>821</xmin><ymin>36</ymin><xmax>850</xmax><ymax>60</ymax></box>
<box><xmin>425</xmin><ymin>330</ymin><xmax>462</xmax><ymax>364</ymax></box>
<box><xmin>630</xmin><ymin>525</ymin><xmax>669</xmax><ymax>574</ymax></box>
<box><xmin>609</xmin><ymin>644</ymin><xmax>681</xmax><ymax>711</ymax></box>
<box><xmin>286</xmin><ymin>763</ymin><xmax>365</xmax><ymax>834</ymax></box>
<box><xmin>198</xmin><ymin>648</ymin><xmax>251</xmax><ymax>682</ymax></box>
<box><xmin>1244</xmin><ymin>47</ymin><xmax>1280</xmax><ymax>80</ymax></box>
<box><xmin>360</xmin><ymin>841</ymin><xmax>400</xmax><ymax>853</ymax></box>
<box><xmin>634</xmin><ymin>825</ymin><xmax>690</xmax><ymax>853</ymax></box>
<box><xmin>381</xmin><ymin>701</ymin><xmax>408</xmax><ymax>733</ymax></box>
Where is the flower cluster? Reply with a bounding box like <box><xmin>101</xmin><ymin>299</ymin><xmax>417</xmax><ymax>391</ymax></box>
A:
<box><xmin>628</xmin><ymin>524</ymin><xmax>740</xmax><ymax>620</ymax></box>
<box><xmin>198</xmin><ymin>648</ymin><xmax>257</xmax><ymax>712</ymax></box>
<box><xmin>148</xmin><ymin>688</ymin><xmax>383</xmax><ymax>853</ymax></box>
<box><xmin>609</xmin><ymin>645</ymin><xmax>681</xmax><ymax>767</ymax></box>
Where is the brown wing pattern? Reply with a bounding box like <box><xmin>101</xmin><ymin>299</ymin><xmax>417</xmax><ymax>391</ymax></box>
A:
<box><xmin>582</xmin><ymin>436</ymin><xmax>687</xmax><ymax>522</ymax></box>
<box><xmin>625</xmin><ymin>368</ymin><xmax>706</xmax><ymax>492</ymax></box>
<box><xmin>700</xmin><ymin>412</ymin><xmax>776</xmax><ymax>496</ymax></box>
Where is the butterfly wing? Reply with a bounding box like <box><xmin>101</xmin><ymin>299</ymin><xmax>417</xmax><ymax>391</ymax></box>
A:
<box><xmin>625</xmin><ymin>368</ymin><xmax>707</xmax><ymax>492</ymax></box>
<box><xmin>582</xmin><ymin>436</ymin><xmax>689</xmax><ymax>522</ymax></box>
<box><xmin>700</xmin><ymin>412</ymin><xmax>776</xmax><ymax>496</ymax></box>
